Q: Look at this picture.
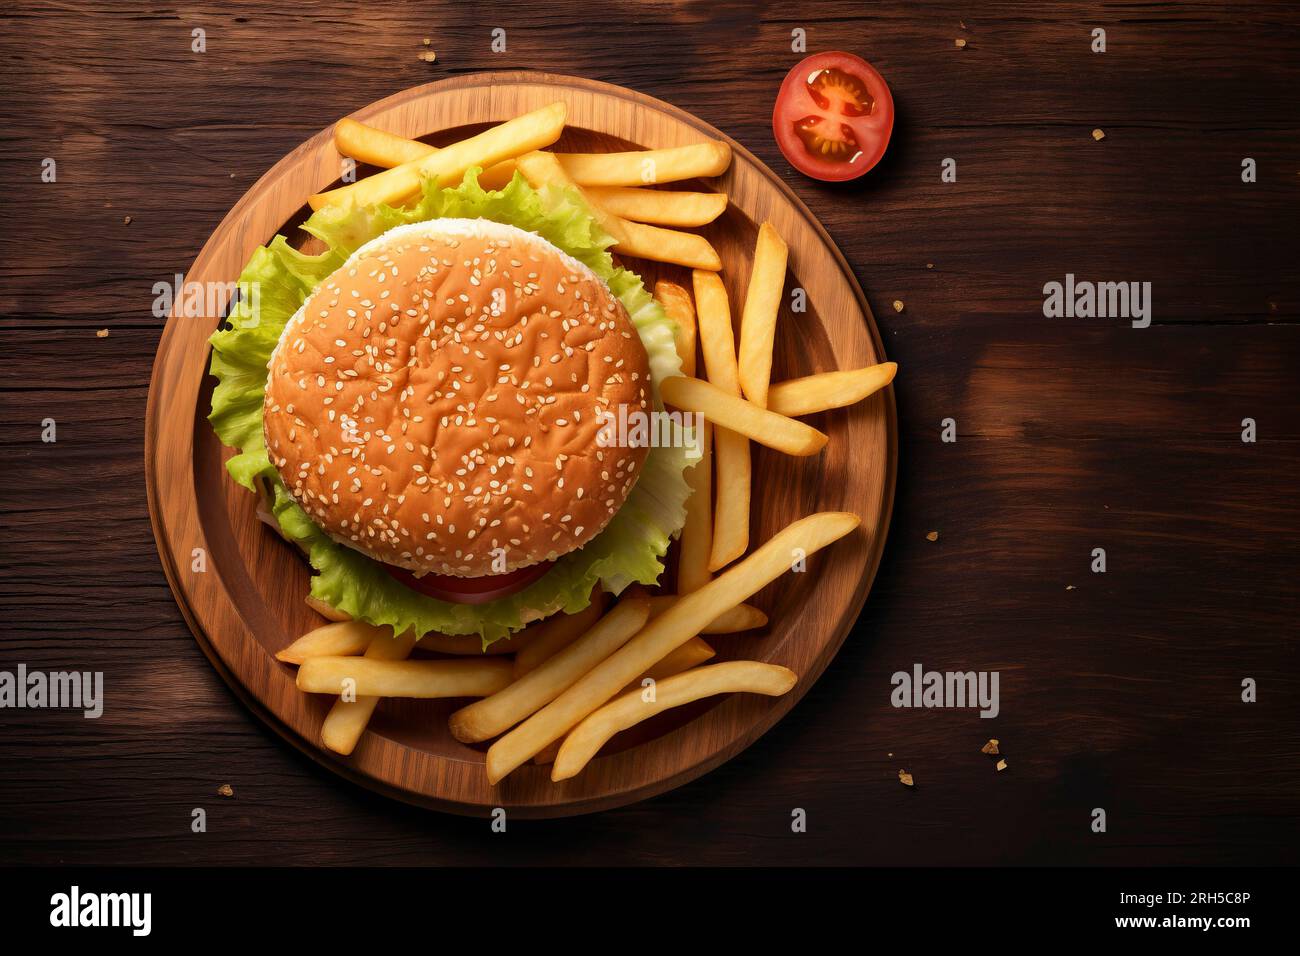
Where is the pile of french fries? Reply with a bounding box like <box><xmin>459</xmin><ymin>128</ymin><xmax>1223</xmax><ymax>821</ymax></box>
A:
<box><xmin>279</xmin><ymin>103</ymin><xmax>899</xmax><ymax>784</ymax></box>
<box><xmin>311</xmin><ymin>105</ymin><xmax>731</xmax><ymax>270</ymax></box>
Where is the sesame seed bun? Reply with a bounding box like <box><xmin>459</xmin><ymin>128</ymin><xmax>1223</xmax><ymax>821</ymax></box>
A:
<box><xmin>263</xmin><ymin>218</ymin><xmax>651</xmax><ymax>579</ymax></box>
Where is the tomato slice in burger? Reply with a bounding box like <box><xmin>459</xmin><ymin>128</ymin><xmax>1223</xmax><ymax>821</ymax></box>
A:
<box><xmin>772</xmin><ymin>51</ymin><xmax>894</xmax><ymax>182</ymax></box>
<box><xmin>383</xmin><ymin>560</ymin><xmax>554</xmax><ymax>606</ymax></box>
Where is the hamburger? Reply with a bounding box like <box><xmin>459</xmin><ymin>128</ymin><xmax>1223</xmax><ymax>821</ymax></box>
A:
<box><xmin>210</xmin><ymin>171</ymin><xmax>693</xmax><ymax>645</ymax></box>
<box><xmin>265</xmin><ymin>218</ymin><xmax>651</xmax><ymax>590</ymax></box>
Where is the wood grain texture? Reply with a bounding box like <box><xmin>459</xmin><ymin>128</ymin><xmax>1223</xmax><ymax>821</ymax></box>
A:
<box><xmin>144</xmin><ymin>73</ymin><xmax>895</xmax><ymax>815</ymax></box>
<box><xmin>1</xmin><ymin>0</ymin><xmax>1298</xmax><ymax>863</ymax></box>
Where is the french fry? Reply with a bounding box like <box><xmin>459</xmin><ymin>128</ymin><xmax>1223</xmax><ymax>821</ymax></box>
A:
<box><xmin>701</xmin><ymin>602</ymin><xmax>768</xmax><ymax>634</ymax></box>
<box><xmin>661</xmin><ymin>376</ymin><xmax>828</xmax><ymax>457</ymax></box>
<box><xmin>622</xmin><ymin>636</ymin><xmax>715</xmax><ymax>693</ymax></box>
<box><xmin>512</xmin><ymin>596</ymin><xmax>607</xmax><ymax>679</ymax></box>
<box><xmin>536</xmin><ymin>636</ymin><xmax>716</xmax><ymax>763</ymax></box>
<box><xmin>334</xmin><ymin>117</ymin><xmax>435</xmax><ymax>167</ymax></box>
<box><xmin>305</xmin><ymin>594</ymin><xmax>351</xmax><ymax>622</ymax></box>
<box><xmin>691</xmin><ymin>270</ymin><xmax>740</xmax><ymax>392</ymax></box>
<box><xmin>585</xmin><ymin>186</ymin><xmax>728</xmax><ymax>228</ymax></box>
<box><xmin>709</xmin><ymin>430</ymin><xmax>752</xmax><ymax>571</ymax></box>
<box><xmin>298</xmin><ymin>656</ymin><xmax>512</xmax><ymax>698</ymax></box>
<box><xmin>310</xmin><ymin>102</ymin><xmax>567</xmax><ymax>210</ymax></box>
<box><xmin>677</xmin><ymin>420</ymin><xmax>713</xmax><ymax>593</ymax></box>
<box><xmin>655</xmin><ymin>280</ymin><xmax>697</xmax><ymax>379</ymax></box>
<box><xmin>485</xmin><ymin>511</ymin><xmax>859</xmax><ymax>783</ymax></box>
<box><xmin>277</xmin><ymin>620</ymin><xmax>372</xmax><ymax>664</ymax></box>
<box><xmin>617</xmin><ymin>218</ymin><xmax>722</xmax><ymax>270</ymax></box>
<box><xmin>737</xmin><ymin>222</ymin><xmax>789</xmax><ymax>408</ymax></box>
<box><xmin>690</xmin><ymin>270</ymin><xmax>751</xmax><ymax>569</ymax></box>
<box><xmin>767</xmin><ymin>362</ymin><xmax>898</xmax><ymax>418</ymax></box>
<box><xmin>333</xmin><ymin>118</ymin><xmax>518</xmax><ymax>190</ymax></box>
<box><xmin>553</xmin><ymin>142</ymin><xmax>731</xmax><ymax>186</ymax></box>
<box><xmin>553</xmin><ymin>661</ymin><xmax>797</xmax><ymax>780</ymax></box>
<box><xmin>319</xmin><ymin>628</ymin><xmax>418</xmax><ymax>756</ymax></box>
<box><xmin>646</xmin><ymin>595</ymin><xmax>767</xmax><ymax>634</ymax></box>
<box><xmin>448</xmin><ymin>598</ymin><xmax>651</xmax><ymax>744</ymax></box>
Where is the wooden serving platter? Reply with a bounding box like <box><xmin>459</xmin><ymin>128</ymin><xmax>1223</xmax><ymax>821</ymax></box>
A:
<box><xmin>145</xmin><ymin>72</ymin><xmax>897</xmax><ymax>817</ymax></box>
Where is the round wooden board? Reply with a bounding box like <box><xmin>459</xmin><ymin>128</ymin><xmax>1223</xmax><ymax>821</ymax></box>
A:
<box><xmin>145</xmin><ymin>72</ymin><xmax>897</xmax><ymax>817</ymax></box>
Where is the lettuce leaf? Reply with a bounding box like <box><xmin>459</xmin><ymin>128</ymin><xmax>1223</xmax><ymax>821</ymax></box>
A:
<box><xmin>207</xmin><ymin>170</ymin><xmax>694</xmax><ymax>643</ymax></box>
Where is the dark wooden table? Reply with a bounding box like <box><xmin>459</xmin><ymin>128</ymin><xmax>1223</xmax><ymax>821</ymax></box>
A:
<box><xmin>2</xmin><ymin>1</ymin><xmax>1297</xmax><ymax>866</ymax></box>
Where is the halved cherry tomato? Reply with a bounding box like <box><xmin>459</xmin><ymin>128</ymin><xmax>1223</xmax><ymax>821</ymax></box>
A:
<box><xmin>772</xmin><ymin>51</ymin><xmax>894</xmax><ymax>182</ymax></box>
<box><xmin>382</xmin><ymin>560</ymin><xmax>554</xmax><ymax>605</ymax></box>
